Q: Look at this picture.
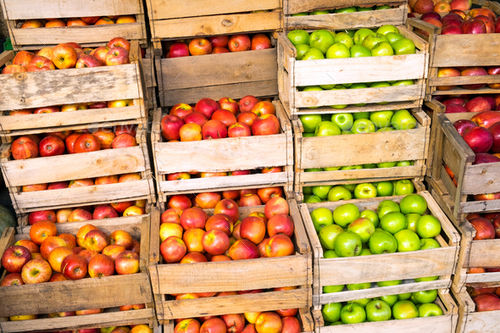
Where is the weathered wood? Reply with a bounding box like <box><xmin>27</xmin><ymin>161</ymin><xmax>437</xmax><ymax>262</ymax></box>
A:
<box><xmin>455</xmin><ymin>288</ymin><xmax>500</xmax><ymax>333</ymax></box>
<box><xmin>285</xmin><ymin>0</ymin><xmax>406</xmax><ymax>14</ymax></box>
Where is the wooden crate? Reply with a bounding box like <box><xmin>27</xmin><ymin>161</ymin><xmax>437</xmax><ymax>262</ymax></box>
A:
<box><xmin>284</xmin><ymin>0</ymin><xmax>407</xmax><ymax>30</ymax></box>
<box><xmin>293</xmin><ymin>108</ymin><xmax>430</xmax><ymax>199</ymax></box>
<box><xmin>407</xmin><ymin>0</ymin><xmax>500</xmax><ymax>99</ymax></box>
<box><xmin>154</xmin><ymin>40</ymin><xmax>278</xmax><ymax>108</ymax></box>
<box><xmin>145</xmin><ymin>0</ymin><xmax>282</xmax><ymax>40</ymax></box>
<box><xmin>148</xmin><ymin>200</ymin><xmax>312</xmax><ymax>323</ymax></box>
<box><xmin>299</xmin><ymin>191</ymin><xmax>460</xmax><ymax>309</ymax></box>
<box><xmin>162</xmin><ymin>308</ymin><xmax>315</xmax><ymax>333</ymax></box>
<box><xmin>0</xmin><ymin>42</ymin><xmax>148</xmax><ymax>136</ymax></box>
<box><xmin>454</xmin><ymin>287</ymin><xmax>500</xmax><ymax>333</ymax></box>
<box><xmin>277</xmin><ymin>25</ymin><xmax>429</xmax><ymax>117</ymax></box>
<box><xmin>151</xmin><ymin>99</ymin><xmax>293</xmax><ymax>202</ymax></box>
<box><xmin>0</xmin><ymin>211</ymin><xmax>157</xmax><ymax>332</ymax></box>
<box><xmin>142</xmin><ymin>46</ymin><xmax>157</xmax><ymax>111</ymax></box>
<box><xmin>312</xmin><ymin>290</ymin><xmax>458</xmax><ymax>333</ymax></box>
<box><xmin>0</xmin><ymin>0</ymin><xmax>147</xmax><ymax>50</ymax></box>
<box><xmin>0</xmin><ymin>127</ymin><xmax>155</xmax><ymax>215</ymax></box>
<box><xmin>427</xmin><ymin>111</ymin><xmax>500</xmax><ymax>221</ymax></box>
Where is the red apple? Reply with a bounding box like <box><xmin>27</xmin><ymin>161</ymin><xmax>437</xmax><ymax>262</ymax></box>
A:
<box><xmin>185</xmin><ymin>111</ymin><xmax>208</xmax><ymax>127</ymax></box>
<box><xmin>209</xmin><ymin>36</ymin><xmax>229</xmax><ymax>48</ymax></box>
<box><xmin>84</xmin><ymin>229</ymin><xmax>109</xmax><ymax>252</ymax></box>
<box><xmin>15</xmin><ymin>239</ymin><xmax>39</xmax><ymax>254</ymax></box>
<box><xmin>213</xmin><ymin>47</ymin><xmax>230</xmax><ymax>54</ymax></box>
<box><xmin>227</xmin><ymin>122</ymin><xmax>252</xmax><ymax>137</ymax></box>
<box><xmin>239</xmin><ymin>96</ymin><xmax>259</xmax><ymax>113</ymax></box>
<box><xmin>264</xmin><ymin>196</ymin><xmax>289</xmax><ymax>219</ymax></box>
<box><xmin>463</xmin><ymin>126</ymin><xmax>493</xmax><ymax>153</ymax></box>
<box><xmin>2</xmin><ymin>245</ymin><xmax>31</xmax><ymax>273</ymax></box>
<box><xmin>255</xmin><ymin>312</ymin><xmax>282</xmax><ymax>333</ymax></box>
<box><xmin>13</xmin><ymin>50</ymin><xmax>35</xmax><ymax>67</ymax></box>
<box><xmin>240</xmin><ymin>216</ymin><xmax>266</xmax><ymax>244</ymax></box>
<box><xmin>175</xmin><ymin>319</ymin><xmax>201</xmax><ymax>333</ymax></box>
<box><xmin>39</xmin><ymin>135</ymin><xmax>65</xmax><ymax>157</ymax></box>
<box><xmin>2</xmin><ymin>64</ymin><xmax>27</xmax><ymax>74</ymax></box>
<box><xmin>489</xmin><ymin>122</ymin><xmax>500</xmax><ymax>153</ymax></box>
<box><xmin>267</xmin><ymin>214</ymin><xmax>294</xmax><ymax>237</ymax></box>
<box><xmin>40</xmin><ymin>236</ymin><xmax>67</xmax><ymax>259</ymax></box>
<box><xmin>26</xmin><ymin>55</ymin><xmax>55</xmax><ymax>72</ymax></box>
<box><xmin>160</xmin><ymin>236</ymin><xmax>187</xmax><ymax>263</ymax></box>
<box><xmin>110</xmin><ymin>230</ymin><xmax>133</xmax><ymax>249</ymax></box>
<box><xmin>180</xmin><ymin>207</ymin><xmax>208</xmax><ymax>230</ymax></box>
<box><xmin>474</xmin><ymin>293</ymin><xmax>500</xmax><ymax>311</ymax></box>
<box><xmin>170</xmin><ymin>103</ymin><xmax>194</xmax><ymax>119</ymax></box>
<box><xmin>460</xmin><ymin>67</ymin><xmax>488</xmax><ymax>89</ymax></box>
<box><xmin>11</xmin><ymin>136</ymin><xmax>39</xmax><ymax>160</ymax></box>
<box><xmin>28</xmin><ymin>210</ymin><xmax>56</xmax><ymax>225</ymax></box>
<box><xmin>93</xmin><ymin>205</ymin><xmax>119</xmax><ymax>219</ymax></box>
<box><xmin>202</xmin><ymin>229</ymin><xmax>230</xmax><ymax>255</ymax></box>
<box><xmin>74</xmin><ymin>133</ymin><xmax>101</xmax><ymax>153</ymax></box>
<box><xmin>115</xmin><ymin>250</ymin><xmax>139</xmax><ymax>274</ymax></box>
<box><xmin>51</xmin><ymin>44</ymin><xmax>78</xmax><ymax>69</ymax></box>
<box><xmin>105</xmin><ymin>47</ymin><xmax>129</xmax><ymax>66</ymax></box>
<box><xmin>91</xmin><ymin>46</ymin><xmax>110</xmax><ymax>64</ymax></box>
<box><xmin>450</xmin><ymin>0</ymin><xmax>472</xmax><ymax>12</ymax></box>
<box><xmin>472</xmin><ymin>111</ymin><xmax>500</xmax><ymax>128</ymax></box>
<box><xmin>454</xmin><ymin>119</ymin><xmax>477</xmax><ymax>136</ymax></box>
<box><xmin>167</xmin><ymin>42</ymin><xmax>190</xmax><ymax>58</ymax></box>
<box><xmin>474</xmin><ymin>153</ymin><xmax>500</xmax><ymax>164</ymax></box>
<box><xmin>68</xmin><ymin>208</ymin><xmax>92</xmax><ymax>222</ymax></box>
<box><xmin>102</xmin><ymin>245</ymin><xmax>126</xmax><ymax>261</ymax></box>
<box><xmin>413</xmin><ymin>0</ymin><xmax>435</xmax><ymax>13</ymax></box>
<box><xmin>281</xmin><ymin>317</ymin><xmax>300</xmax><ymax>333</ymax></box>
<box><xmin>161</xmin><ymin>115</ymin><xmax>184</xmax><ymax>141</ymax></box>
<box><xmin>265</xmin><ymin>234</ymin><xmax>294</xmax><ymax>257</ymax></box>
<box><xmin>179</xmin><ymin>123</ymin><xmax>202</xmax><ymax>141</ymax></box>
<box><xmin>169</xmin><ymin>195</ymin><xmax>192</xmax><ymax>212</ymax></box>
<box><xmin>257</xmin><ymin>187</ymin><xmax>283</xmax><ymax>203</ymax></box>
<box><xmin>195</xmin><ymin>98</ymin><xmax>218</xmax><ymax>118</ymax></box>
<box><xmin>251</xmin><ymin>34</ymin><xmax>272</xmax><ymax>50</ymax></box>
<box><xmin>205</xmin><ymin>214</ymin><xmax>232</xmax><ymax>235</ymax></box>
<box><xmin>466</xmin><ymin>96</ymin><xmax>492</xmax><ymax>113</ymax></box>
<box><xmin>202</xmin><ymin>119</ymin><xmax>228</xmax><ymax>139</ymax></box>
<box><xmin>237</xmin><ymin>112</ymin><xmax>258</xmax><ymax>127</ymax></box>
<box><xmin>227</xmin><ymin>239</ymin><xmax>259</xmax><ymax>260</ymax></box>
<box><xmin>201</xmin><ymin>317</ymin><xmax>227</xmax><ymax>333</ymax></box>
<box><xmin>107</xmin><ymin>37</ymin><xmax>130</xmax><ymax>52</ymax></box>
<box><xmin>181</xmin><ymin>252</ymin><xmax>208</xmax><ymax>264</ymax></box>
<box><xmin>75</xmin><ymin>54</ymin><xmax>102</xmax><ymax>68</ymax></box>
<box><xmin>214</xmin><ymin>199</ymin><xmax>239</xmax><ymax>222</ymax></box>
<box><xmin>1</xmin><ymin>272</ymin><xmax>24</xmax><ymax>286</ymax></box>
<box><xmin>470</xmin><ymin>217</ymin><xmax>496</xmax><ymax>239</ymax></box>
<box><xmin>112</xmin><ymin>133</ymin><xmax>137</xmax><ymax>148</ymax></box>
<box><xmin>228</xmin><ymin>35</ymin><xmax>251</xmax><ymax>52</ymax></box>
<box><xmin>222</xmin><ymin>314</ymin><xmax>245</xmax><ymax>333</ymax></box>
<box><xmin>189</xmin><ymin>38</ymin><xmax>212</xmax><ymax>55</ymax></box>
<box><xmin>61</xmin><ymin>254</ymin><xmax>87</xmax><ymax>280</ymax></box>
<box><xmin>219</xmin><ymin>97</ymin><xmax>239</xmax><ymax>114</ymax></box>
<box><xmin>252</xmin><ymin>114</ymin><xmax>280</xmax><ymax>135</ymax></box>
<box><xmin>195</xmin><ymin>192</ymin><xmax>221</xmax><ymax>209</ymax></box>
<box><xmin>21</xmin><ymin>258</ymin><xmax>52</xmax><ymax>283</ymax></box>
<box><xmin>88</xmin><ymin>253</ymin><xmax>114</xmax><ymax>277</ymax></box>
<box><xmin>437</xmin><ymin>68</ymin><xmax>460</xmax><ymax>91</ymax></box>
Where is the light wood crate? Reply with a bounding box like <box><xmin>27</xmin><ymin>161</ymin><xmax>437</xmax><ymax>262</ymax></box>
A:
<box><xmin>148</xmin><ymin>200</ymin><xmax>312</xmax><ymax>323</ymax></box>
<box><xmin>0</xmin><ymin>0</ymin><xmax>147</xmax><ymax>50</ymax></box>
<box><xmin>284</xmin><ymin>0</ymin><xmax>407</xmax><ymax>30</ymax></box>
<box><xmin>299</xmin><ymin>192</ymin><xmax>460</xmax><ymax>309</ymax></box>
<box><xmin>277</xmin><ymin>25</ymin><xmax>428</xmax><ymax>117</ymax></box>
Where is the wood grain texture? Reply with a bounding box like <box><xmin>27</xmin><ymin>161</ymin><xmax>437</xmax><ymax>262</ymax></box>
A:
<box><xmin>432</xmin><ymin>34</ymin><xmax>500</xmax><ymax>67</ymax></box>
<box><xmin>462</xmin><ymin>310</ymin><xmax>500</xmax><ymax>333</ymax></box>
<box><xmin>151</xmin><ymin>11</ymin><xmax>281</xmax><ymax>39</ymax></box>
<box><xmin>2</xmin><ymin>0</ymin><xmax>142</xmax><ymax>19</ymax></box>
<box><xmin>430</xmin><ymin>75</ymin><xmax>500</xmax><ymax>87</ymax></box>
<box><xmin>148</xmin><ymin>0</ymin><xmax>280</xmax><ymax>20</ymax></box>
<box><xmin>0</xmin><ymin>64</ymin><xmax>141</xmax><ymax>111</ymax></box>
<box><xmin>285</xmin><ymin>0</ymin><xmax>405</xmax><ymax>14</ymax></box>
<box><xmin>462</xmin><ymin>163</ymin><xmax>500</xmax><ymax>194</ymax></box>
<box><xmin>469</xmin><ymin>239</ymin><xmax>500</xmax><ymax>267</ymax></box>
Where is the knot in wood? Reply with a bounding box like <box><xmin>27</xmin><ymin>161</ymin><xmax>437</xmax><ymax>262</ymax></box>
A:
<box><xmin>221</xmin><ymin>19</ymin><xmax>233</xmax><ymax>27</ymax></box>
<box><xmin>481</xmin><ymin>169</ymin><xmax>487</xmax><ymax>175</ymax></box>
<box><xmin>14</xmin><ymin>72</ymin><xmax>27</xmax><ymax>81</ymax></box>
<box><xmin>303</xmin><ymin>97</ymin><xmax>318</xmax><ymax>106</ymax></box>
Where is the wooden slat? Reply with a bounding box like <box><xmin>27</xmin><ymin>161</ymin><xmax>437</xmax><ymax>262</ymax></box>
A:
<box><xmin>0</xmin><ymin>64</ymin><xmax>141</xmax><ymax>111</ymax></box>
<box><xmin>151</xmin><ymin>11</ymin><xmax>281</xmax><ymax>39</ymax></box>
<box><xmin>3</xmin><ymin>146</ymin><xmax>147</xmax><ymax>186</ymax></box>
<box><xmin>293</xmin><ymin>100</ymin><xmax>422</xmax><ymax>115</ymax></box>
<box><xmin>432</xmin><ymin>34</ymin><xmax>500</xmax><ymax>67</ymax></box>
<box><xmin>295</xmin><ymin>84</ymin><xmax>423</xmax><ymax>108</ymax></box>
<box><xmin>429</xmin><ymin>75</ymin><xmax>500</xmax><ymax>87</ymax></box>
<box><xmin>433</xmin><ymin>87</ymin><xmax>500</xmax><ymax>96</ymax></box>
<box><xmin>161</xmin><ymin>49</ymin><xmax>277</xmax><ymax>90</ymax></box>
<box><xmin>461</xmin><ymin>163</ymin><xmax>500</xmax><ymax>195</ymax></box>
<box><xmin>149</xmin><ymin>0</ymin><xmax>280</xmax><ymax>20</ymax></box>
<box><xmin>463</xmin><ymin>310</ymin><xmax>500</xmax><ymax>333</ymax></box>
<box><xmin>285</xmin><ymin>0</ymin><xmax>406</xmax><ymax>14</ymax></box>
<box><xmin>465</xmin><ymin>272</ymin><xmax>500</xmax><ymax>285</ymax></box>
<box><xmin>299</xmin><ymin>165</ymin><xmax>425</xmax><ymax>183</ymax></box>
<box><xmin>293</xmin><ymin>54</ymin><xmax>426</xmax><ymax>86</ymax></box>
<box><xmin>2</xmin><ymin>0</ymin><xmax>142</xmax><ymax>19</ymax></box>
<box><xmin>469</xmin><ymin>239</ymin><xmax>500</xmax><ymax>267</ymax></box>
<box><xmin>460</xmin><ymin>199</ymin><xmax>500</xmax><ymax>214</ymax></box>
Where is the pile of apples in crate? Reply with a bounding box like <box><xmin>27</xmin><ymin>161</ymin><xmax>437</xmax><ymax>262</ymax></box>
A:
<box><xmin>442</xmin><ymin>95</ymin><xmax>499</xmax><ymax>113</ymax></box>
<box><xmin>160</xmin><ymin>189</ymin><xmax>294</xmax><ymax>264</ymax></box>
<box><xmin>19</xmin><ymin>16</ymin><xmax>137</xmax><ymax>28</ymax></box>
<box><xmin>8</xmin><ymin>99</ymin><xmax>134</xmax><ymax>115</ymax></box>
<box><xmin>2</xmin><ymin>37</ymin><xmax>131</xmax><ymax>73</ymax></box>
<box><xmin>165</xmin><ymin>33</ymin><xmax>272</xmax><ymax>57</ymax></box>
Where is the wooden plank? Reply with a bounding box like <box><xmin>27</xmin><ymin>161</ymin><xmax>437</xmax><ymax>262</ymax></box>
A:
<box><xmin>160</xmin><ymin>289</ymin><xmax>308</xmax><ymax>320</ymax></box>
<box><xmin>162</xmin><ymin>80</ymin><xmax>278</xmax><ymax>106</ymax></box>
<box><xmin>461</xmin><ymin>163</ymin><xmax>500</xmax><ymax>195</ymax></box>
<box><xmin>429</xmin><ymin>75</ymin><xmax>500</xmax><ymax>87</ymax></box>
<box><xmin>295</xmin><ymin>84</ymin><xmax>423</xmax><ymax>108</ymax></box>
<box><xmin>10</xmin><ymin>24</ymin><xmax>145</xmax><ymax>47</ymax></box>
<box><xmin>466</xmin><ymin>272</ymin><xmax>500</xmax><ymax>285</ymax></box>
<box><xmin>460</xmin><ymin>199</ymin><xmax>500</xmax><ymax>214</ymax></box>
<box><xmin>149</xmin><ymin>0</ymin><xmax>280</xmax><ymax>20</ymax></box>
<box><xmin>432</xmin><ymin>34</ymin><xmax>500</xmax><ymax>67</ymax></box>
<box><xmin>151</xmin><ymin>11</ymin><xmax>281</xmax><ymax>39</ymax></box>
<box><xmin>0</xmin><ymin>64</ymin><xmax>141</xmax><ymax>111</ymax></box>
<box><xmin>285</xmin><ymin>0</ymin><xmax>405</xmax><ymax>14</ymax></box>
<box><xmin>300</xmin><ymin>127</ymin><xmax>427</xmax><ymax>169</ymax></box>
<box><xmin>299</xmin><ymin>166</ymin><xmax>425</xmax><ymax>184</ymax></box>
<box><xmin>433</xmin><ymin>87</ymin><xmax>500</xmax><ymax>96</ymax></box>
<box><xmin>3</xmin><ymin>146</ymin><xmax>147</xmax><ymax>186</ymax></box>
<box><xmin>293</xmin><ymin>100</ymin><xmax>422</xmax><ymax>115</ymax></box>
<box><xmin>3</xmin><ymin>0</ymin><xmax>141</xmax><ymax>19</ymax></box>
<box><xmin>285</xmin><ymin>7</ymin><xmax>405</xmax><ymax>30</ymax></box>
<box><xmin>161</xmin><ymin>48</ymin><xmax>277</xmax><ymax>90</ymax></box>
<box><xmin>463</xmin><ymin>311</ymin><xmax>500</xmax><ymax>333</ymax></box>
<box><xmin>293</xmin><ymin>54</ymin><xmax>426</xmax><ymax>86</ymax></box>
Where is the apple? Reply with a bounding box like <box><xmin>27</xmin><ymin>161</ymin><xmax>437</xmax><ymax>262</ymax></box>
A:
<box><xmin>51</xmin><ymin>44</ymin><xmax>77</xmax><ymax>69</ymax></box>
<box><xmin>26</xmin><ymin>55</ymin><xmax>56</xmax><ymax>72</ymax></box>
<box><xmin>239</xmin><ymin>96</ymin><xmax>259</xmax><ymax>113</ymax></box>
<box><xmin>175</xmin><ymin>319</ymin><xmax>201</xmax><ymax>333</ymax></box>
<box><xmin>180</xmin><ymin>207</ymin><xmax>207</xmax><ymax>230</ymax></box>
<box><xmin>240</xmin><ymin>216</ymin><xmax>266</xmax><ymax>244</ymax></box>
<box><xmin>84</xmin><ymin>229</ymin><xmax>109</xmax><ymax>252</ymax></box>
<box><xmin>340</xmin><ymin>303</ymin><xmax>366</xmax><ymax>324</ymax></box>
<box><xmin>392</xmin><ymin>300</ymin><xmax>418</xmax><ymax>319</ymax></box>
<box><xmin>88</xmin><ymin>253</ymin><xmax>114</xmax><ymax>277</ymax></box>
<box><xmin>202</xmin><ymin>229</ymin><xmax>230</xmax><ymax>255</ymax></box>
<box><xmin>105</xmin><ymin>47</ymin><xmax>130</xmax><ymax>66</ymax></box>
<box><xmin>400</xmin><ymin>194</ymin><xmax>427</xmax><ymax>215</ymax></box>
<box><xmin>347</xmin><ymin>218</ymin><xmax>375</xmax><ymax>242</ymax></box>
<box><xmin>115</xmin><ymin>250</ymin><xmax>139</xmax><ymax>274</ymax></box>
<box><xmin>1</xmin><ymin>272</ymin><xmax>24</xmax><ymax>286</ymax></box>
<box><xmin>28</xmin><ymin>210</ymin><xmax>56</xmax><ymax>225</ymax></box>
<box><xmin>61</xmin><ymin>254</ymin><xmax>87</xmax><ymax>280</ymax></box>
<box><xmin>209</xmin><ymin>35</ymin><xmax>229</xmax><ymax>48</ymax></box>
<box><xmin>168</xmin><ymin>42</ymin><xmax>190</xmax><ymax>58</ymax></box>
<box><xmin>194</xmin><ymin>98</ymin><xmax>218</xmax><ymax>118</ymax></box>
<box><xmin>472</xmin><ymin>111</ymin><xmax>500</xmax><ymax>128</ymax></box>
<box><xmin>393</xmin><ymin>180</ymin><xmax>415</xmax><ymax>196</ymax></box>
<box><xmin>252</xmin><ymin>114</ymin><xmax>280</xmax><ymax>135</ymax></box>
<box><xmin>228</xmin><ymin>35</ymin><xmax>251</xmax><ymax>52</ymax></box>
<box><xmin>73</xmin><ymin>133</ymin><xmax>101</xmax><ymax>153</ymax></box>
<box><xmin>21</xmin><ymin>258</ymin><xmax>52</xmax><ymax>283</ymax></box>
<box><xmin>411</xmin><ymin>289</ymin><xmax>438</xmax><ymax>304</ymax></box>
<box><xmin>205</xmin><ymin>214</ymin><xmax>232</xmax><ymax>236</ymax></box>
<box><xmin>454</xmin><ymin>119</ymin><xmax>477</xmax><ymax>137</ymax></box>
<box><xmin>251</xmin><ymin>34</ymin><xmax>271</xmax><ymax>50</ymax></box>
<box><xmin>311</xmin><ymin>207</ymin><xmax>334</xmax><ymax>231</ymax></box>
<box><xmin>30</xmin><ymin>220</ymin><xmax>58</xmax><ymax>245</ymax></box>
<box><xmin>2</xmin><ymin>64</ymin><xmax>27</xmax><ymax>74</ymax></box>
<box><xmin>470</xmin><ymin>217</ymin><xmax>495</xmax><ymax>239</ymax></box>
<box><xmin>228</xmin><ymin>239</ymin><xmax>259</xmax><ymax>260</ymax></box>
<box><xmin>264</xmin><ymin>196</ymin><xmax>289</xmax><ymax>219</ymax></box>
<box><xmin>474</xmin><ymin>293</ymin><xmax>500</xmax><ymax>311</ymax></box>
<box><xmin>463</xmin><ymin>126</ymin><xmax>493</xmax><ymax>153</ymax></box>
<box><xmin>75</xmin><ymin>54</ymin><xmax>102</xmax><ymax>68</ymax></box>
<box><xmin>333</xmin><ymin>204</ymin><xmax>360</xmax><ymax>227</ymax></box>
<box><xmin>334</xmin><ymin>231</ymin><xmax>362</xmax><ymax>257</ymax></box>
<box><xmin>2</xmin><ymin>245</ymin><xmax>32</xmax><ymax>273</ymax></box>
<box><xmin>38</xmin><ymin>135</ymin><xmax>65</xmax><ymax>157</ymax></box>
<box><xmin>365</xmin><ymin>299</ymin><xmax>392</xmax><ymax>322</ymax></box>
<box><xmin>11</xmin><ymin>136</ymin><xmax>39</xmax><ymax>160</ymax></box>
<box><xmin>354</xmin><ymin>183</ymin><xmax>378</xmax><ymax>199</ymax></box>
<box><xmin>267</xmin><ymin>214</ymin><xmax>294</xmax><ymax>237</ymax></box>
<box><xmin>394</xmin><ymin>229</ymin><xmax>421</xmax><ymax>252</ymax></box>
<box><xmin>255</xmin><ymin>312</ymin><xmax>282</xmax><ymax>333</ymax></box>
<box><xmin>369</xmin><ymin>229</ymin><xmax>397</xmax><ymax>254</ymax></box>
<box><xmin>419</xmin><ymin>303</ymin><xmax>444</xmax><ymax>317</ymax></box>
<box><xmin>351</xmin><ymin>119</ymin><xmax>376</xmax><ymax>134</ymax></box>
<box><xmin>380</xmin><ymin>212</ymin><xmax>407</xmax><ymax>234</ymax></box>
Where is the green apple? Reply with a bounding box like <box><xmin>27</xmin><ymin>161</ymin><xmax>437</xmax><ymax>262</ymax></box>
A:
<box><xmin>305</xmin><ymin>168</ymin><xmax>322</xmax><ymax>172</ymax></box>
<box><xmin>416</xmin><ymin>215</ymin><xmax>442</xmax><ymax>238</ymax></box>
<box><xmin>371</xmin><ymin>41</ymin><xmax>394</xmax><ymax>56</ymax></box>
<box><xmin>411</xmin><ymin>289</ymin><xmax>437</xmax><ymax>304</ymax></box>
<box><xmin>415</xmin><ymin>276</ymin><xmax>439</xmax><ymax>282</ymax></box>
<box><xmin>370</xmin><ymin>111</ymin><xmax>394</xmax><ymax>128</ymax></box>
<box><xmin>300</xmin><ymin>114</ymin><xmax>322</xmax><ymax>133</ymax></box>
<box><xmin>336</xmin><ymin>7</ymin><xmax>356</xmax><ymax>13</ymax></box>
<box><xmin>334</xmin><ymin>231</ymin><xmax>362</xmax><ymax>257</ymax></box>
<box><xmin>312</xmin><ymin>185</ymin><xmax>332</xmax><ymax>199</ymax></box>
<box><xmin>360</xmin><ymin>209</ymin><xmax>379</xmax><ymax>227</ymax></box>
<box><xmin>377</xmin><ymin>25</ymin><xmax>400</xmax><ymax>35</ymax></box>
<box><xmin>347</xmin><ymin>282</ymin><xmax>371</xmax><ymax>290</ymax></box>
<box><xmin>351</xmin><ymin>119</ymin><xmax>376</xmax><ymax>134</ymax></box>
<box><xmin>340</xmin><ymin>303</ymin><xmax>366</xmax><ymax>324</ymax></box>
<box><xmin>326</xmin><ymin>43</ymin><xmax>350</xmax><ymax>59</ymax></box>
<box><xmin>398</xmin><ymin>293</ymin><xmax>412</xmax><ymax>300</ymax></box>
<box><xmin>311</xmin><ymin>207</ymin><xmax>333</xmax><ymax>231</ymax></box>
<box><xmin>380</xmin><ymin>212</ymin><xmax>407</xmax><ymax>234</ymax></box>
<box><xmin>349</xmin><ymin>298</ymin><xmax>371</xmax><ymax>307</ymax></box>
<box><xmin>341</xmin><ymin>165</ymin><xmax>363</xmax><ymax>170</ymax></box>
<box><xmin>420</xmin><ymin>238</ymin><xmax>440</xmax><ymax>250</ymax></box>
<box><xmin>392</xmin><ymin>80</ymin><xmax>414</xmax><ymax>86</ymax></box>
<box><xmin>328</xmin><ymin>186</ymin><xmax>353</xmax><ymax>201</ymax></box>
<box><xmin>385</xmin><ymin>32</ymin><xmax>404</xmax><ymax>44</ymax></box>
<box><xmin>304</xmin><ymin>186</ymin><xmax>313</xmax><ymax>194</ymax></box>
<box><xmin>376</xmin><ymin>181</ymin><xmax>394</xmax><ymax>197</ymax></box>
<box><xmin>392</xmin><ymin>300</ymin><xmax>418</xmax><ymax>319</ymax></box>
<box><xmin>348</xmin><ymin>218</ymin><xmax>375</xmax><ymax>242</ymax></box>
<box><xmin>344</xmin><ymin>184</ymin><xmax>356</xmax><ymax>191</ymax></box>
<box><xmin>324</xmin><ymin>249</ymin><xmax>338</xmax><ymax>258</ymax></box>
<box><xmin>296</xmin><ymin>44</ymin><xmax>311</xmax><ymax>60</ymax></box>
<box><xmin>377</xmin><ymin>127</ymin><xmax>394</xmax><ymax>132</ymax></box>
<box><xmin>353</xmin><ymin>28</ymin><xmax>376</xmax><ymax>45</ymax></box>
<box><xmin>354</xmin><ymin>183</ymin><xmax>377</xmax><ymax>199</ymax></box>
<box><xmin>350</xmin><ymin>44</ymin><xmax>371</xmax><ymax>57</ymax></box>
<box><xmin>309</xmin><ymin>30</ymin><xmax>335</xmax><ymax>54</ymax></box>
<box><xmin>312</xmin><ymin>10</ymin><xmax>329</xmax><ymax>15</ymax></box>
<box><xmin>315</xmin><ymin>121</ymin><xmax>341</xmax><ymax>136</ymax></box>
<box><xmin>369</xmin><ymin>229</ymin><xmax>397</xmax><ymax>254</ymax></box>
<box><xmin>376</xmin><ymin>5</ymin><xmax>391</xmax><ymax>9</ymax></box>
<box><xmin>305</xmin><ymin>195</ymin><xmax>322</xmax><ymax>203</ymax></box>
<box><xmin>333</xmin><ymin>203</ymin><xmax>360</xmax><ymax>227</ymax></box>
<box><xmin>292</xmin><ymin>13</ymin><xmax>308</xmax><ymax>16</ymax></box>
<box><xmin>362</xmin><ymin>34</ymin><xmax>387</xmax><ymax>50</ymax></box>
<box><xmin>370</xmin><ymin>81</ymin><xmax>391</xmax><ymax>88</ymax></box>
<box><xmin>378</xmin><ymin>294</ymin><xmax>398</xmax><ymax>306</ymax></box>
<box><xmin>302</xmin><ymin>47</ymin><xmax>325</xmax><ymax>60</ymax></box>
<box><xmin>360</xmin><ymin>248</ymin><xmax>372</xmax><ymax>255</ymax></box>
<box><xmin>377</xmin><ymin>280</ymin><xmax>401</xmax><ymax>287</ymax></box>
<box><xmin>391</xmin><ymin>38</ymin><xmax>416</xmax><ymax>55</ymax></box>
<box><xmin>391</xmin><ymin>109</ymin><xmax>417</xmax><ymax>130</ymax></box>
<box><xmin>334</xmin><ymin>32</ymin><xmax>354</xmax><ymax>49</ymax></box>
<box><xmin>357</xmin><ymin>7</ymin><xmax>372</xmax><ymax>11</ymax></box>
<box><xmin>288</xmin><ymin>30</ymin><xmax>310</xmax><ymax>46</ymax></box>
<box><xmin>324</xmin><ymin>166</ymin><xmax>341</xmax><ymax>171</ymax></box>
<box><xmin>393</xmin><ymin>179</ymin><xmax>415</xmax><ymax>195</ymax></box>
<box><xmin>353</xmin><ymin>112</ymin><xmax>369</xmax><ymax>119</ymax></box>
<box><xmin>418</xmin><ymin>303</ymin><xmax>443</xmax><ymax>317</ymax></box>
<box><xmin>377</xmin><ymin>162</ymin><xmax>397</xmax><ymax>168</ymax></box>
<box><xmin>395</xmin><ymin>229</ymin><xmax>421</xmax><ymax>252</ymax></box>
<box><xmin>319</xmin><ymin>224</ymin><xmax>344</xmax><ymax>250</ymax></box>
<box><xmin>331</xmin><ymin>113</ymin><xmax>354</xmax><ymax>130</ymax></box>
<box><xmin>400</xmin><ymin>194</ymin><xmax>427</xmax><ymax>215</ymax></box>
<box><xmin>322</xmin><ymin>302</ymin><xmax>342</xmax><ymax>323</ymax></box>
<box><xmin>396</xmin><ymin>160</ymin><xmax>413</xmax><ymax>166</ymax></box>
<box><xmin>407</xmin><ymin>213</ymin><xmax>421</xmax><ymax>232</ymax></box>
<box><xmin>303</xmin><ymin>133</ymin><xmax>315</xmax><ymax>137</ymax></box>
<box><xmin>366</xmin><ymin>299</ymin><xmax>392</xmax><ymax>322</ymax></box>
<box><xmin>320</xmin><ymin>84</ymin><xmax>336</xmax><ymax>89</ymax></box>
<box><xmin>377</xmin><ymin>200</ymin><xmax>400</xmax><ymax>219</ymax></box>
<box><xmin>363</xmin><ymin>163</ymin><xmax>377</xmax><ymax>169</ymax></box>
